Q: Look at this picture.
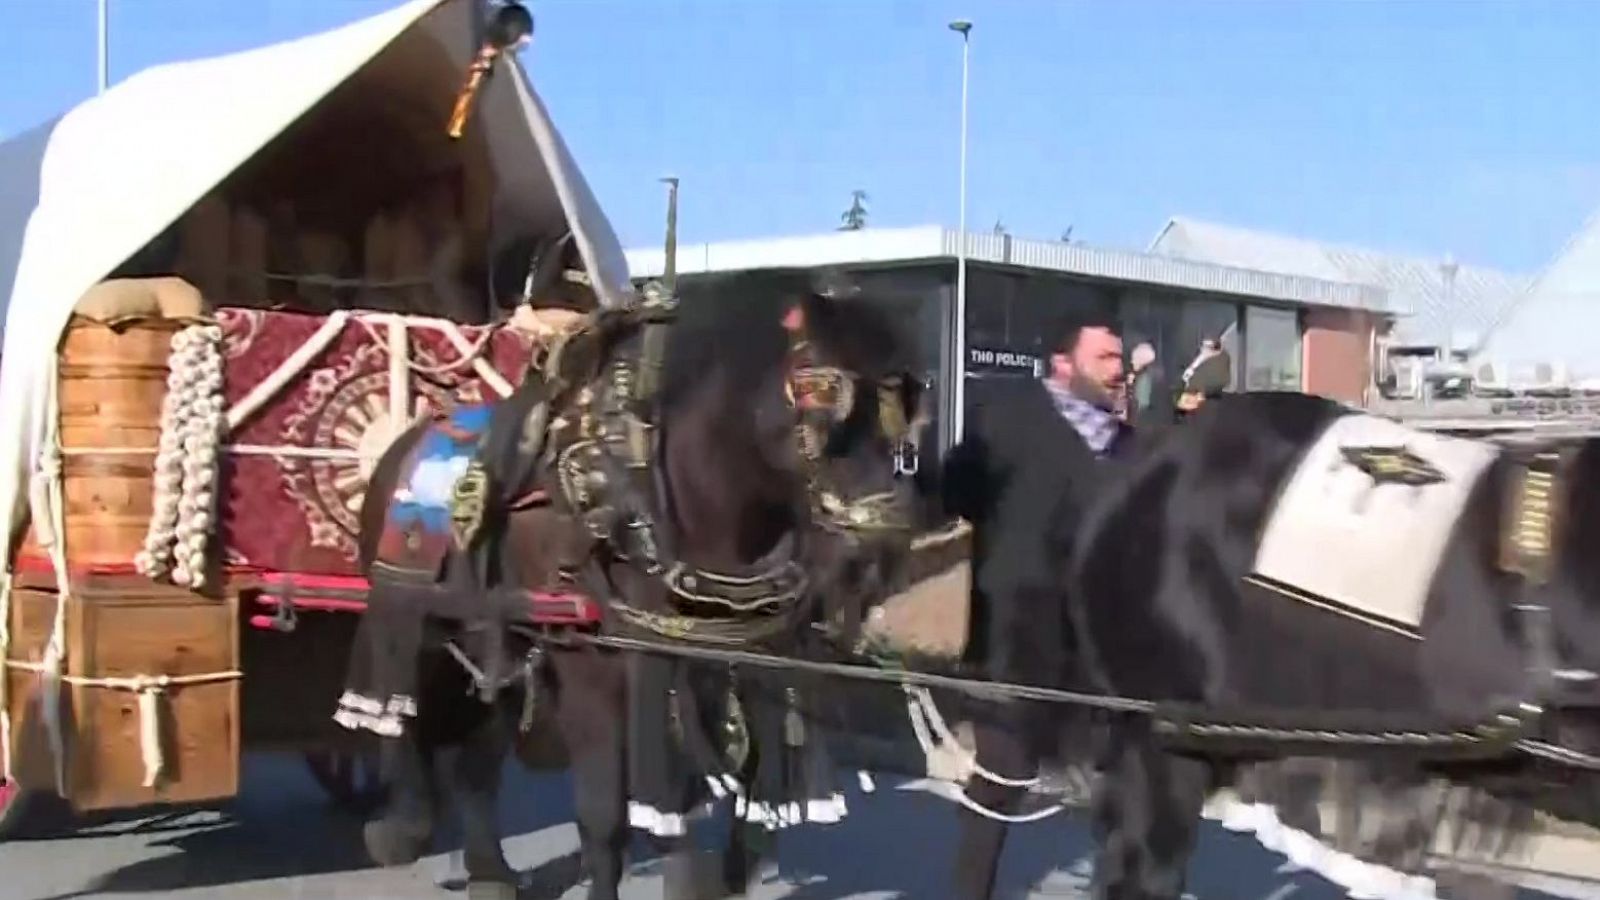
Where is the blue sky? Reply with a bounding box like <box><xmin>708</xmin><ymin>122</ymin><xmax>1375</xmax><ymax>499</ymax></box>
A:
<box><xmin>2</xmin><ymin>0</ymin><xmax>1598</xmax><ymax>274</ymax></box>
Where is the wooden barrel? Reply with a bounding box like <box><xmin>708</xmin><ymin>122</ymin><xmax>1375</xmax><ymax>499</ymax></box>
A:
<box><xmin>53</xmin><ymin>316</ymin><xmax>181</xmax><ymax>567</ymax></box>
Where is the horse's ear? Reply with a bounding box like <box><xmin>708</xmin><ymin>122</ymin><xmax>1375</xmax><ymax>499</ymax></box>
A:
<box><xmin>782</xmin><ymin>303</ymin><xmax>806</xmax><ymax>333</ymax></box>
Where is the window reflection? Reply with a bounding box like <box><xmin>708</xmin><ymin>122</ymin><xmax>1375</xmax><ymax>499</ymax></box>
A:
<box><xmin>1244</xmin><ymin>305</ymin><xmax>1303</xmax><ymax>391</ymax></box>
<box><xmin>1120</xmin><ymin>290</ymin><xmax>1239</xmax><ymax>392</ymax></box>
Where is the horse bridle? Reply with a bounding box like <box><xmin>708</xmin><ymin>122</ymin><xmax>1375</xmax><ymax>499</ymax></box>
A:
<box><xmin>781</xmin><ymin>321</ymin><xmax>921</xmax><ymax>536</ymax></box>
<box><xmin>543</xmin><ymin>289</ymin><xmax>917</xmax><ymax>646</ymax></box>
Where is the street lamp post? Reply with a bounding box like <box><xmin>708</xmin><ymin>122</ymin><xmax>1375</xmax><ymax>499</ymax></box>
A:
<box><xmin>1440</xmin><ymin>253</ymin><xmax>1459</xmax><ymax>365</ymax></box>
<box><xmin>948</xmin><ymin>19</ymin><xmax>972</xmax><ymax>443</ymax></box>
<box><xmin>660</xmin><ymin>176</ymin><xmax>680</xmax><ymax>293</ymax></box>
<box><xmin>97</xmin><ymin>0</ymin><xmax>108</xmax><ymax>94</ymax></box>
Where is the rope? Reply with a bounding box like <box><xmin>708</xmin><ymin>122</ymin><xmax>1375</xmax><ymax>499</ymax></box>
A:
<box><xmin>3</xmin><ymin>659</ymin><xmax>240</xmax><ymax>788</ymax></box>
<box><xmin>62</xmin><ymin>445</ymin><xmax>373</xmax><ymax>461</ymax></box>
<box><xmin>254</xmin><ymin>270</ymin><xmax>431</xmax><ymax>290</ymax></box>
<box><xmin>352</xmin><ymin>316</ymin><xmax>499</xmax><ymax>378</ymax></box>
<box><xmin>224</xmin><ymin>311</ymin><xmax>350</xmax><ymax>433</ymax></box>
<box><xmin>573</xmin><ymin>632</ymin><xmax>1074</xmax><ymax>824</ymax></box>
<box><xmin>942</xmin><ymin>780</ymin><xmax>1070</xmax><ymax>824</ymax></box>
<box><xmin>441</xmin><ymin>322</ymin><xmax>514</xmax><ymax>397</ymax></box>
<box><xmin>909</xmin><ymin>519</ymin><xmax>972</xmax><ymax>551</ymax></box>
<box><xmin>906</xmin><ymin>685</ymin><xmax>1041</xmax><ymax>788</ymax></box>
<box><xmin>223</xmin><ymin>445</ymin><xmax>369</xmax><ymax>460</ymax></box>
<box><xmin>34</xmin><ymin>368</ymin><xmax>73</xmax><ymax>795</ymax></box>
<box><xmin>902</xmin><ymin>684</ymin><xmax>1067</xmax><ymax>824</ymax></box>
<box><xmin>386</xmin><ymin>319</ymin><xmax>409</xmax><ymax>442</ymax></box>
<box><xmin>1513</xmin><ymin>739</ymin><xmax>1600</xmax><ymax>770</ymax></box>
<box><xmin>567</xmin><ymin>633</ymin><xmax>1591</xmax><ymax>776</ymax></box>
<box><xmin>565</xmin><ymin>632</ymin><xmax>1157</xmax><ymax>713</ymax></box>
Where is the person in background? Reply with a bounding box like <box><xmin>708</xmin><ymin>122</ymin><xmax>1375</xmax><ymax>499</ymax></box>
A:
<box><xmin>940</xmin><ymin>310</ymin><xmax>1132</xmax><ymax>896</ymax></box>
<box><xmin>1176</xmin><ymin>336</ymin><xmax>1232</xmax><ymax>415</ymax></box>
<box><xmin>1124</xmin><ymin>340</ymin><xmax>1174</xmax><ymax>429</ymax></box>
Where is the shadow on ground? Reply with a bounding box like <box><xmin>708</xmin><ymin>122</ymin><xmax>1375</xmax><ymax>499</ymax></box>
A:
<box><xmin>24</xmin><ymin>751</ymin><xmax>589</xmax><ymax>900</ymax></box>
<box><xmin>8</xmin><ymin>750</ymin><xmax>1573</xmax><ymax>900</ymax></box>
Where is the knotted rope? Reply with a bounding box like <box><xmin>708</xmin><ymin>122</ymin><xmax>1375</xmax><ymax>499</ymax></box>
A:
<box><xmin>2</xmin><ymin>659</ymin><xmax>240</xmax><ymax>787</ymax></box>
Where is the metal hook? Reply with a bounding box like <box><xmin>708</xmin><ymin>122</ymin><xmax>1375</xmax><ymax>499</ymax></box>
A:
<box><xmin>893</xmin><ymin>440</ymin><xmax>920</xmax><ymax>477</ymax></box>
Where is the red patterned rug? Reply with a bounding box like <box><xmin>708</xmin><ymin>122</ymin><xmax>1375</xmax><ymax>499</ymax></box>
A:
<box><xmin>217</xmin><ymin>308</ymin><xmax>535</xmax><ymax>576</ymax></box>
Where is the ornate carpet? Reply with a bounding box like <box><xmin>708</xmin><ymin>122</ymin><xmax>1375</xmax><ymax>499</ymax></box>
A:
<box><xmin>216</xmin><ymin>308</ymin><xmax>534</xmax><ymax>576</ymax></box>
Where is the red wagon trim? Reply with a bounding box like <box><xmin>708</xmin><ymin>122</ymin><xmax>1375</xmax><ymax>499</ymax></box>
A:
<box><xmin>249</xmin><ymin>569</ymin><xmax>601</xmax><ymax>628</ymax></box>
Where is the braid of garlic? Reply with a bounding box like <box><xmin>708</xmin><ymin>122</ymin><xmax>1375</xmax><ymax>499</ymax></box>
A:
<box><xmin>135</xmin><ymin>329</ymin><xmax>195</xmax><ymax>579</ymax></box>
<box><xmin>135</xmin><ymin>324</ymin><xmax>225</xmax><ymax>588</ymax></box>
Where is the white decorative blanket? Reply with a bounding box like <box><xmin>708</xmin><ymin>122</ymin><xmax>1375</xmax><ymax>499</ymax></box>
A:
<box><xmin>1251</xmin><ymin>414</ymin><xmax>1500</xmax><ymax>633</ymax></box>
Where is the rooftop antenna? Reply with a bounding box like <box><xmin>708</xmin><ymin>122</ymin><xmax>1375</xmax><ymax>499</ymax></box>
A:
<box><xmin>1440</xmin><ymin>253</ymin><xmax>1460</xmax><ymax>363</ymax></box>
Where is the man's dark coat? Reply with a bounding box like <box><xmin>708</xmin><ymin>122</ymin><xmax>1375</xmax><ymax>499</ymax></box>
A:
<box><xmin>941</xmin><ymin>378</ymin><xmax>1137</xmax><ymax>693</ymax></box>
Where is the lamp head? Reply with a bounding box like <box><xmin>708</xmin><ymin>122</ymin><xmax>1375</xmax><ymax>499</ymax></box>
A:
<box><xmin>487</xmin><ymin>2</ymin><xmax>535</xmax><ymax>52</ymax></box>
<box><xmin>948</xmin><ymin>20</ymin><xmax>972</xmax><ymax>35</ymax></box>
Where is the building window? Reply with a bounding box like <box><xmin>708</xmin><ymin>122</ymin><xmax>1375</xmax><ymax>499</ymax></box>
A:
<box><xmin>1120</xmin><ymin>290</ymin><xmax>1241</xmax><ymax>392</ymax></box>
<box><xmin>1179</xmin><ymin>297</ymin><xmax>1240</xmax><ymax>391</ymax></box>
<box><xmin>1244</xmin><ymin>304</ymin><xmax>1303</xmax><ymax>391</ymax></box>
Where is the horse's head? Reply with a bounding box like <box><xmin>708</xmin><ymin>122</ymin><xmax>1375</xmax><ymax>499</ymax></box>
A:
<box><xmin>760</xmin><ymin>277</ymin><xmax>935</xmax><ymax>648</ymax></box>
<box><xmin>656</xmin><ymin>270</ymin><xmax>927</xmax><ymax>577</ymax></box>
<box><xmin>778</xmin><ymin>281</ymin><xmax>929</xmax><ymax>542</ymax></box>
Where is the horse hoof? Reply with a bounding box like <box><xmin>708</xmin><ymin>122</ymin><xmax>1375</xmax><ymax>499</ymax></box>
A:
<box><xmin>362</xmin><ymin>816</ymin><xmax>431</xmax><ymax>867</ymax></box>
<box><xmin>662</xmin><ymin>854</ymin><xmax>694</xmax><ymax>900</ymax></box>
<box><xmin>466</xmin><ymin>880</ymin><xmax>520</xmax><ymax>900</ymax></box>
<box><xmin>662</xmin><ymin>851</ymin><xmax>718</xmax><ymax>900</ymax></box>
<box><xmin>721</xmin><ymin>849</ymin><xmax>763</xmax><ymax>896</ymax></box>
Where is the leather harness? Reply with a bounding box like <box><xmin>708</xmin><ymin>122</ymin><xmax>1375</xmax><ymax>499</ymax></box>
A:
<box><xmin>447</xmin><ymin>284</ymin><xmax>917</xmax><ymax>653</ymax></box>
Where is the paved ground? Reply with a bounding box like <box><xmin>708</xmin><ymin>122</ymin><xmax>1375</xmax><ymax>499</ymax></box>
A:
<box><xmin>2</xmin><ymin>752</ymin><xmax>1598</xmax><ymax>899</ymax></box>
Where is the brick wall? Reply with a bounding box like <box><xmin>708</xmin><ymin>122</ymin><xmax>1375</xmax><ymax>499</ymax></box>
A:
<box><xmin>1302</xmin><ymin>308</ymin><xmax>1380</xmax><ymax>404</ymax></box>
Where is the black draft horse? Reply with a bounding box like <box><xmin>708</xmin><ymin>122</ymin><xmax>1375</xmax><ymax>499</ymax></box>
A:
<box><xmin>344</xmin><ymin>269</ymin><xmax>928</xmax><ymax>899</ymax></box>
<box><xmin>951</xmin><ymin>391</ymin><xmax>1600</xmax><ymax>900</ymax></box>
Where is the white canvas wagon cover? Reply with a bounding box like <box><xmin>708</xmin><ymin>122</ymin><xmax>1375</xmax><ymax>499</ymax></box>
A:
<box><xmin>0</xmin><ymin>0</ymin><xmax>632</xmax><ymax>554</ymax></box>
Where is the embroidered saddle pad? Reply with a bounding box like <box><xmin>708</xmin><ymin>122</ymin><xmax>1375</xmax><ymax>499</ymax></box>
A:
<box><xmin>375</xmin><ymin>404</ymin><xmax>494</xmax><ymax>576</ymax></box>
<box><xmin>1250</xmin><ymin>413</ymin><xmax>1501</xmax><ymax>634</ymax></box>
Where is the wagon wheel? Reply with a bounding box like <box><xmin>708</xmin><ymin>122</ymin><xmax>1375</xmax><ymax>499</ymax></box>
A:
<box><xmin>303</xmin><ymin>749</ymin><xmax>386</xmax><ymax>814</ymax></box>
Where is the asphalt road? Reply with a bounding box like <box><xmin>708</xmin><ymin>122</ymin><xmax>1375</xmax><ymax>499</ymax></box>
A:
<box><xmin>0</xmin><ymin>752</ymin><xmax>1596</xmax><ymax>900</ymax></box>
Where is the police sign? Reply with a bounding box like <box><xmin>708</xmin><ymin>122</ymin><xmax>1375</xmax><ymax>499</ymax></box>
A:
<box><xmin>968</xmin><ymin>347</ymin><xmax>1042</xmax><ymax>377</ymax></box>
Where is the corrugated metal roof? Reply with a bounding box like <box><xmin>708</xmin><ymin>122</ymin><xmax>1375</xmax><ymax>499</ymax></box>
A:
<box><xmin>1480</xmin><ymin>207</ymin><xmax>1600</xmax><ymax>379</ymax></box>
<box><xmin>1148</xmin><ymin>216</ymin><xmax>1529</xmax><ymax>348</ymax></box>
<box><xmin>625</xmin><ymin>225</ymin><xmax>1391</xmax><ymax>313</ymax></box>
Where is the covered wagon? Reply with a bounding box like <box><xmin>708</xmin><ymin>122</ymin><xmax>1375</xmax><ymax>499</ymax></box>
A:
<box><xmin>0</xmin><ymin>0</ymin><xmax>631</xmax><ymax>834</ymax></box>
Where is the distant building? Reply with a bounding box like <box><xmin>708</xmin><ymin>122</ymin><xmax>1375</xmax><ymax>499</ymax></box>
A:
<box><xmin>1148</xmin><ymin>216</ymin><xmax>1530</xmax><ymax>359</ymax></box>
<box><xmin>1149</xmin><ymin>213</ymin><xmax>1600</xmax><ymax>402</ymax></box>
<box><xmin>1478</xmin><ymin>209</ymin><xmax>1600</xmax><ymax>388</ymax></box>
<box><xmin>626</xmin><ymin>225</ymin><xmax>1395</xmax><ymax>451</ymax></box>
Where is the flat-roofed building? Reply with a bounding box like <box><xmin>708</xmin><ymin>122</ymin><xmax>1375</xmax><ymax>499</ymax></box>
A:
<box><xmin>626</xmin><ymin>224</ymin><xmax>1398</xmax><ymax>451</ymax></box>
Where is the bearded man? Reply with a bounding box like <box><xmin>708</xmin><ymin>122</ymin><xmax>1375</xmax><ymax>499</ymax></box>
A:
<box><xmin>940</xmin><ymin>310</ymin><xmax>1137</xmax><ymax>896</ymax></box>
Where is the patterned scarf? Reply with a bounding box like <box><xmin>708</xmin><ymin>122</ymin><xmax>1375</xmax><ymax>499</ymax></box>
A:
<box><xmin>1043</xmin><ymin>378</ymin><xmax>1120</xmax><ymax>458</ymax></box>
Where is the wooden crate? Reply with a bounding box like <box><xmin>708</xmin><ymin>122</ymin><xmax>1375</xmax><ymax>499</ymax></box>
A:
<box><xmin>4</xmin><ymin>573</ymin><xmax>239</xmax><ymax>812</ymax></box>
<box><xmin>55</xmin><ymin>315</ymin><xmax>182</xmax><ymax>567</ymax></box>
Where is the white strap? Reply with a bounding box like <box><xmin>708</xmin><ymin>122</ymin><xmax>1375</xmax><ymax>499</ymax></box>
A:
<box><xmin>224</xmin><ymin>310</ymin><xmax>350</xmax><ymax>434</ymax></box>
